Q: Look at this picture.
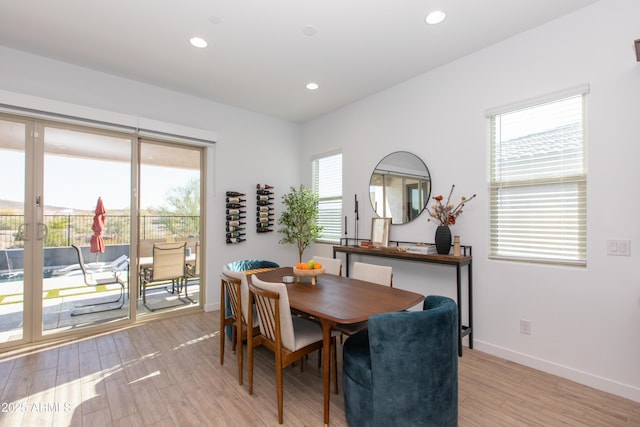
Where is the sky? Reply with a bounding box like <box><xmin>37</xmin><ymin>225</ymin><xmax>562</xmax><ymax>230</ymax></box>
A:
<box><xmin>0</xmin><ymin>151</ymin><xmax>198</xmax><ymax>212</ymax></box>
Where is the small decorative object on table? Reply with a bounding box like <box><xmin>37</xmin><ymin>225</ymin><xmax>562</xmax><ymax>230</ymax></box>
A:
<box><xmin>293</xmin><ymin>259</ymin><xmax>325</xmax><ymax>285</ymax></box>
<box><xmin>428</xmin><ymin>184</ymin><xmax>476</xmax><ymax>255</ymax></box>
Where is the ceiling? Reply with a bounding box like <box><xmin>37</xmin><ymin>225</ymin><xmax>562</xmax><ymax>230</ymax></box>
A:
<box><xmin>0</xmin><ymin>0</ymin><xmax>598</xmax><ymax>123</ymax></box>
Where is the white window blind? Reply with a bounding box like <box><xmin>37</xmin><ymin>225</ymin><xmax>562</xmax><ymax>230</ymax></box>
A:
<box><xmin>489</xmin><ymin>91</ymin><xmax>587</xmax><ymax>265</ymax></box>
<box><xmin>312</xmin><ymin>152</ymin><xmax>343</xmax><ymax>243</ymax></box>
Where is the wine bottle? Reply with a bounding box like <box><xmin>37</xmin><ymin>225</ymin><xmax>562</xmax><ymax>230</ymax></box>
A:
<box><xmin>256</xmin><ymin>227</ymin><xmax>273</xmax><ymax>233</ymax></box>
<box><xmin>257</xmin><ymin>221</ymin><xmax>273</xmax><ymax>228</ymax></box>
<box><xmin>226</xmin><ymin>214</ymin><xmax>246</xmax><ymax>221</ymax></box>
<box><xmin>226</xmin><ymin>203</ymin><xmax>243</xmax><ymax>209</ymax></box>
<box><xmin>226</xmin><ymin>208</ymin><xmax>246</xmax><ymax>215</ymax></box>
<box><xmin>226</xmin><ymin>197</ymin><xmax>246</xmax><ymax>203</ymax></box>
<box><xmin>257</xmin><ymin>206</ymin><xmax>274</xmax><ymax>212</ymax></box>
<box><xmin>256</xmin><ymin>189</ymin><xmax>272</xmax><ymax>195</ymax></box>
<box><xmin>257</xmin><ymin>212</ymin><xmax>274</xmax><ymax>218</ymax></box>
<box><xmin>226</xmin><ymin>220</ymin><xmax>246</xmax><ymax>227</ymax></box>
<box><xmin>257</xmin><ymin>195</ymin><xmax>275</xmax><ymax>201</ymax></box>
<box><xmin>226</xmin><ymin>191</ymin><xmax>246</xmax><ymax>197</ymax></box>
<box><xmin>257</xmin><ymin>200</ymin><xmax>274</xmax><ymax>206</ymax></box>
<box><xmin>226</xmin><ymin>231</ymin><xmax>246</xmax><ymax>238</ymax></box>
<box><xmin>256</xmin><ymin>184</ymin><xmax>274</xmax><ymax>190</ymax></box>
<box><xmin>226</xmin><ymin>237</ymin><xmax>246</xmax><ymax>244</ymax></box>
<box><xmin>226</xmin><ymin>226</ymin><xmax>246</xmax><ymax>232</ymax></box>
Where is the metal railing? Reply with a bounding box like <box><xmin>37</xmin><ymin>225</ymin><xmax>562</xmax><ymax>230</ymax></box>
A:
<box><xmin>0</xmin><ymin>215</ymin><xmax>199</xmax><ymax>250</ymax></box>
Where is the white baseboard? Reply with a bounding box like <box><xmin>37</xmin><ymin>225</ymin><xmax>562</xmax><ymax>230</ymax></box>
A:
<box><xmin>204</xmin><ymin>303</ymin><xmax>220</xmax><ymax>312</ymax></box>
<box><xmin>473</xmin><ymin>340</ymin><xmax>640</xmax><ymax>403</ymax></box>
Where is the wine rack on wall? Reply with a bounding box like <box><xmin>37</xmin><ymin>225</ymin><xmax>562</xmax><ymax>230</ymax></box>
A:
<box><xmin>256</xmin><ymin>184</ymin><xmax>274</xmax><ymax>233</ymax></box>
<box><xmin>225</xmin><ymin>191</ymin><xmax>246</xmax><ymax>244</ymax></box>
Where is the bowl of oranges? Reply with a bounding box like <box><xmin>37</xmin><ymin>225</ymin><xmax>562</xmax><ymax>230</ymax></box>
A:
<box><xmin>293</xmin><ymin>260</ymin><xmax>325</xmax><ymax>285</ymax></box>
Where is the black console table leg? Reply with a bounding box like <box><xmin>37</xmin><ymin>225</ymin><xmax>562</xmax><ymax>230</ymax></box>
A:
<box><xmin>456</xmin><ymin>264</ymin><xmax>463</xmax><ymax>357</ymax></box>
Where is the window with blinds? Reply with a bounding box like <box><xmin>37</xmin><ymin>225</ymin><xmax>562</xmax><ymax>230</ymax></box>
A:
<box><xmin>312</xmin><ymin>152</ymin><xmax>343</xmax><ymax>243</ymax></box>
<box><xmin>488</xmin><ymin>89</ymin><xmax>587</xmax><ymax>265</ymax></box>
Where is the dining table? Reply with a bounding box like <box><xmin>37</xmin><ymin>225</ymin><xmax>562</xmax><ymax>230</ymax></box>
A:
<box><xmin>253</xmin><ymin>266</ymin><xmax>425</xmax><ymax>426</ymax></box>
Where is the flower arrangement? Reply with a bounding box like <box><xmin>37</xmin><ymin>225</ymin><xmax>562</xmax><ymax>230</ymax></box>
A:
<box><xmin>428</xmin><ymin>185</ymin><xmax>476</xmax><ymax>226</ymax></box>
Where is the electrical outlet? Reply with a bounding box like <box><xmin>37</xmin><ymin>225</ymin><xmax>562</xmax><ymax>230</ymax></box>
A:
<box><xmin>520</xmin><ymin>320</ymin><xmax>531</xmax><ymax>335</ymax></box>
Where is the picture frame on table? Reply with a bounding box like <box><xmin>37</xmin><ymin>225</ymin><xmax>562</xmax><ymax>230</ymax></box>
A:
<box><xmin>371</xmin><ymin>218</ymin><xmax>391</xmax><ymax>247</ymax></box>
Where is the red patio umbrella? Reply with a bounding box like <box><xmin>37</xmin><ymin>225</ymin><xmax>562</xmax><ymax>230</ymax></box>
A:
<box><xmin>90</xmin><ymin>197</ymin><xmax>106</xmax><ymax>261</ymax></box>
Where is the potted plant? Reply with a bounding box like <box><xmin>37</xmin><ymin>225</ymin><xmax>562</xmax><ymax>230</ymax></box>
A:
<box><xmin>428</xmin><ymin>184</ymin><xmax>476</xmax><ymax>254</ymax></box>
<box><xmin>277</xmin><ymin>185</ymin><xmax>323</xmax><ymax>263</ymax></box>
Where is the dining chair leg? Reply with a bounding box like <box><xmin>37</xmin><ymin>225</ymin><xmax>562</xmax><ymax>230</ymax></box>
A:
<box><xmin>236</xmin><ymin>318</ymin><xmax>244</xmax><ymax>385</ymax></box>
<box><xmin>220</xmin><ymin>281</ymin><xmax>226</xmax><ymax>365</ymax></box>
<box><xmin>276</xmin><ymin>351</ymin><xmax>284</xmax><ymax>424</ymax></box>
<box><xmin>332</xmin><ymin>337</ymin><xmax>338</xmax><ymax>394</ymax></box>
<box><xmin>248</xmin><ymin>336</ymin><xmax>254</xmax><ymax>395</ymax></box>
<box><xmin>219</xmin><ymin>312</ymin><xmax>226</xmax><ymax>365</ymax></box>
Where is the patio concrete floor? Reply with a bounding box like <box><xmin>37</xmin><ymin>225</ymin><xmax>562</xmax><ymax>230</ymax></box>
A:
<box><xmin>0</xmin><ymin>274</ymin><xmax>200</xmax><ymax>343</ymax></box>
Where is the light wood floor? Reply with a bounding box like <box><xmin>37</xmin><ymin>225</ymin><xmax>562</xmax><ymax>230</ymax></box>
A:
<box><xmin>1</xmin><ymin>310</ymin><xmax>639</xmax><ymax>426</ymax></box>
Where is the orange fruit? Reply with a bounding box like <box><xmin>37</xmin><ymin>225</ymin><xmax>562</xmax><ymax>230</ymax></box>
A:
<box><xmin>314</xmin><ymin>263</ymin><xmax>323</xmax><ymax>270</ymax></box>
<box><xmin>300</xmin><ymin>263</ymin><xmax>310</xmax><ymax>270</ymax></box>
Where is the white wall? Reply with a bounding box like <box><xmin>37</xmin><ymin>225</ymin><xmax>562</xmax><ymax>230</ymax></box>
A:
<box><xmin>0</xmin><ymin>46</ymin><xmax>303</xmax><ymax>313</ymax></box>
<box><xmin>302</xmin><ymin>0</ymin><xmax>640</xmax><ymax>402</ymax></box>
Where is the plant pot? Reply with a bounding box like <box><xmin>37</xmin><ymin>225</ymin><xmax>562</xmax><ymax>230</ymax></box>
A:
<box><xmin>434</xmin><ymin>225</ymin><xmax>452</xmax><ymax>255</ymax></box>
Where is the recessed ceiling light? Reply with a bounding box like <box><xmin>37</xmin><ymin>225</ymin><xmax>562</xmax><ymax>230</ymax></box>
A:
<box><xmin>425</xmin><ymin>10</ymin><xmax>446</xmax><ymax>25</ymax></box>
<box><xmin>306</xmin><ymin>82</ymin><xmax>319</xmax><ymax>90</ymax></box>
<box><xmin>189</xmin><ymin>37</ymin><xmax>208</xmax><ymax>48</ymax></box>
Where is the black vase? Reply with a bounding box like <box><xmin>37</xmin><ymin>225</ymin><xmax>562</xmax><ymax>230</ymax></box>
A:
<box><xmin>435</xmin><ymin>225</ymin><xmax>452</xmax><ymax>255</ymax></box>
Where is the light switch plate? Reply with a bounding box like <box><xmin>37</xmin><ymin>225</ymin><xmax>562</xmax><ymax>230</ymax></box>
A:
<box><xmin>607</xmin><ymin>239</ymin><xmax>631</xmax><ymax>256</ymax></box>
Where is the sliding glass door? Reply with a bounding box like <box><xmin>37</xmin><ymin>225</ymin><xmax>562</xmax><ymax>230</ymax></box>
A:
<box><xmin>0</xmin><ymin>116</ymin><xmax>29</xmax><ymax>345</ymax></box>
<box><xmin>0</xmin><ymin>114</ymin><xmax>136</xmax><ymax>347</ymax></box>
<box><xmin>137</xmin><ymin>139</ymin><xmax>203</xmax><ymax>316</ymax></box>
<box><xmin>0</xmin><ymin>112</ymin><xmax>205</xmax><ymax>350</ymax></box>
<box><xmin>41</xmin><ymin>123</ymin><xmax>134</xmax><ymax>334</ymax></box>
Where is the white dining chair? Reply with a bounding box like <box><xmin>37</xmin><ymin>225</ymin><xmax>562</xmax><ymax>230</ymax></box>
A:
<box><xmin>352</xmin><ymin>261</ymin><xmax>393</xmax><ymax>287</ymax></box>
<box><xmin>312</xmin><ymin>256</ymin><xmax>342</xmax><ymax>276</ymax></box>
<box><xmin>336</xmin><ymin>261</ymin><xmax>393</xmax><ymax>340</ymax></box>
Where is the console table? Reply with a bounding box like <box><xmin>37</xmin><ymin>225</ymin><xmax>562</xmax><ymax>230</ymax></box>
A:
<box><xmin>333</xmin><ymin>244</ymin><xmax>473</xmax><ymax>356</ymax></box>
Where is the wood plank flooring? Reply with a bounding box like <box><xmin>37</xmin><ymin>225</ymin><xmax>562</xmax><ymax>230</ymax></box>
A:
<box><xmin>1</xmin><ymin>310</ymin><xmax>639</xmax><ymax>426</ymax></box>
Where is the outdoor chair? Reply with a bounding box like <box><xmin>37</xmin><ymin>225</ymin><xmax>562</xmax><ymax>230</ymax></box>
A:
<box><xmin>183</xmin><ymin>241</ymin><xmax>200</xmax><ymax>302</ymax></box>
<box><xmin>342</xmin><ymin>295</ymin><xmax>458</xmax><ymax>427</ymax></box>
<box><xmin>70</xmin><ymin>244</ymin><xmax>128</xmax><ymax>316</ymax></box>
<box><xmin>312</xmin><ymin>255</ymin><xmax>342</xmax><ymax>276</ymax></box>
<box><xmin>140</xmin><ymin>242</ymin><xmax>188</xmax><ymax>311</ymax></box>
<box><xmin>248</xmin><ymin>276</ymin><xmax>338</xmax><ymax>424</ymax></box>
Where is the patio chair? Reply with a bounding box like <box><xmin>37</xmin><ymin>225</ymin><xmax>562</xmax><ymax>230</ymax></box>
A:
<box><xmin>70</xmin><ymin>244</ymin><xmax>128</xmax><ymax>316</ymax></box>
<box><xmin>140</xmin><ymin>242</ymin><xmax>188</xmax><ymax>311</ymax></box>
<box><xmin>183</xmin><ymin>242</ymin><xmax>200</xmax><ymax>302</ymax></box>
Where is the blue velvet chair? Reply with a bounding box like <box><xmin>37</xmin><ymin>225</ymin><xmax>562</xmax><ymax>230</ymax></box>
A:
<box><xmin>342</xmin><ymin>295</ymin><xmax>458</xmax><ymax>427</ymax></box>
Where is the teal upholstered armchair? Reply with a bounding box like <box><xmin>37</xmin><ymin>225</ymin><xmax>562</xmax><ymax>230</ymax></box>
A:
<box><xmin>342</xmin><ymin>295</ymin><xmax>458</xmax><ymax>427</ymax></box>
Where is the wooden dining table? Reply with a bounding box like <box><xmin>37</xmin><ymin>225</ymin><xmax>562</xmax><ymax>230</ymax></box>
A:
<box><xmin>253</xmin><ymin>266</ymin><xmax>425</xmax><ymax>426</ymax></box>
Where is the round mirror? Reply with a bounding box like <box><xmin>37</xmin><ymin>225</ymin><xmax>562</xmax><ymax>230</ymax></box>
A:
<box><xmin>369</xmin><ymin>151</ymin><xmax>431</xmax><ymax>225</ymax></box>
